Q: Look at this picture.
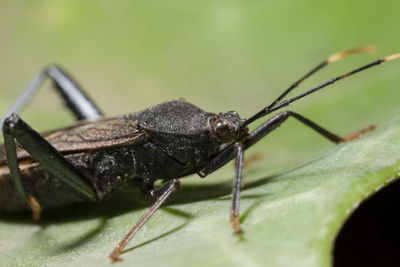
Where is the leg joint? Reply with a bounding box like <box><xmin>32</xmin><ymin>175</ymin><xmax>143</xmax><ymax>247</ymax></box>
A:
<box><xmin>234</xmin><ymin>142</ymin><xmax>244</xmax><ymax>152</ymax></box>
<box><xmin>3</xmin><ymin>113</ymin><xmax>19</xmax><ymax>127</ymax></box>
<box><xmin>43</xmin><ymin>64</ymin><xmax>66</xmax><ymax>76</ymax></box>
<box><xmin>2</xmin><ymin>113</ymin><xmax>20</xmax><ymax>134</ymax></box>
<box><xmin>171</xmin><ymin>179</ymin><xmax>180</xmax><ymax>190</ymax></box>
<box><xmin>148</xmin><ymin>179</ymin><xmax>180</xmax><ymax>198</ymax></box>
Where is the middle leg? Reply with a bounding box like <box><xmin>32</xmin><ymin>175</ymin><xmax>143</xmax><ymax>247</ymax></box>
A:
<box><xmin>1</xmin><ymin>65</ymin><xmax>103</xmax><ymax>128</ymax></box>
<box><xmin>109</xmin><ymin>179</ymin><xmax>180</xmax><ymax>262</ymax></box>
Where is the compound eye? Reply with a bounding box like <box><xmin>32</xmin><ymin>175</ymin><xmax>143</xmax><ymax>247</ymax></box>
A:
<box><xmin>215</xmin><ymin>121</ymin><xmax>230</xmax><ymax>139</ymax></box>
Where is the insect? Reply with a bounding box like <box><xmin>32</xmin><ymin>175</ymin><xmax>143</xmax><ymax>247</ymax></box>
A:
<box><xmin>0</xmin><ymin>46</ymin><xmax>399</xmax><ymax>262</ymax></box>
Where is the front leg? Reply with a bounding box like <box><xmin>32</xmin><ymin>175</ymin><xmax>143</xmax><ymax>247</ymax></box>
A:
<box><xmin>199</xmin><ymin>111</ymin><xmax>375</xmax><ymax>234</ymax></box>
<box><xmin>231</xmin><ymin>143</ymin><xmax>244</xmax><ymax>235</ymax></box>
<box><xmin>2</xmin><ymin>114</ymin><xmax>97</xmax><ymax>220</ymax></box>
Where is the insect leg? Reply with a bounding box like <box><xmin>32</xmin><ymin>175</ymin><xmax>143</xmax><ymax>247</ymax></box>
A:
<box><xmin>231</xmin><ymin>143</ymin><xmax>244</xmax><ymax>234</ymax></box>
<box><xmin>1</xmin><ymin>65</ymin><xmax>103</xmax><ymax>127</ymax></box>
<box><xmin>2</xmin><ymin>113</ymin><xmax>97</xmax><ymax>219</ymax></box>
<box><xmin>200</xmin><ymin>111</ymin><xmax>374</xmax><ymax>234</ymax></box>
<box><xmin>109</xmin><ymin>179</ymin><xmax>180</xmax><ymax>262</ymax></box>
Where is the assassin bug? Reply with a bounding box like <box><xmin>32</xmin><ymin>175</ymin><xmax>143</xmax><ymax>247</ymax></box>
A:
<box><xmin>0</xmin><ymin>46</ymin><xmax>399</xmax><ymax>262</ymax></box>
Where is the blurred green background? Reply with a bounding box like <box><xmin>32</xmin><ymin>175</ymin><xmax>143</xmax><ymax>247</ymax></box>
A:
<box><xmin>1</xmin><ymin>1</ymin><xmax>400</xmax><ymax>171</ymax></box>
<box><xmin>1</xmin><ymin>1</ymin><xmax>400</xmax><ymax>266</ymax></box>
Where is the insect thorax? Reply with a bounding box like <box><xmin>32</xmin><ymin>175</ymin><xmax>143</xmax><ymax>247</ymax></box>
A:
<box><xmin>131</xmin><ymin>100</ymin><xmax>221</xmax><ymax>167</ymax></box>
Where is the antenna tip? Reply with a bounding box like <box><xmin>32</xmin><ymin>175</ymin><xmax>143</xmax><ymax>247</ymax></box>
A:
<box><xmin>327</xmin><ymin>45</ymin><xmax>377</xmax><ymax>63</ymax></box>
<box><xmin>384</xmin><ymin>53</ymin><xmax>400</xmax><ymax>62</ymax></box>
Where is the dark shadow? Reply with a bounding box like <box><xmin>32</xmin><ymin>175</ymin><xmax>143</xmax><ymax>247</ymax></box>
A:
<box><xmin>334</xmin><ymin>178</ymin><xmax>400</xmax><ymax>267</ymax></box>
<box><xmin>122</xmin><ymin>222</ymin><xmax>189</xmax><ymax>253</ymax></box>
<box><xmin>0</xmin><ymin>187</ymin><xmax>150</xmax><ymax>225</ymax></box>
<box><xmin>162</xmin><ymin>207</ymin><xmax>195</xmax><ymax>219</ymax></box>
<box><xmin>239</xmin><ymin>199</ymin><xmax>264</xmax><ymax>224</ymax></box>
<box><xmin>50</xmin><ymin>218</ymin><xmax>108</xmax><ymax>253</ymax></box>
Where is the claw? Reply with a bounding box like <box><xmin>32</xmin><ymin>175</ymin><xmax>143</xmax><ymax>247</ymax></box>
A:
<box><xmin>109</xmin><ymin>250</ymin><xmax>123</xmax><ymax>263</ymax></box>
<box><xmin>340</xmin><ymin>124</ymin><xmax>376</xmax><ymax>142</ymax></box>
<box><xmin>230</xmin><ymin>212</ymin><xmax>243</xmax><ymax>235</ymax></box>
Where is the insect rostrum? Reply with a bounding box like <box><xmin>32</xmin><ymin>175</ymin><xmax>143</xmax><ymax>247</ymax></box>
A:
<box><xmin>0</xmin><ymin>46</ymin><xmax>398</xmax><ymax>261</ymax></box>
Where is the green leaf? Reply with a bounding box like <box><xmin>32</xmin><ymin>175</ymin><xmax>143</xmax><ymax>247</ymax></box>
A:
<box><xmin>1</xmin><ymin>117</ymin><xmax>400</xmax><ymax>267</ymax></box>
